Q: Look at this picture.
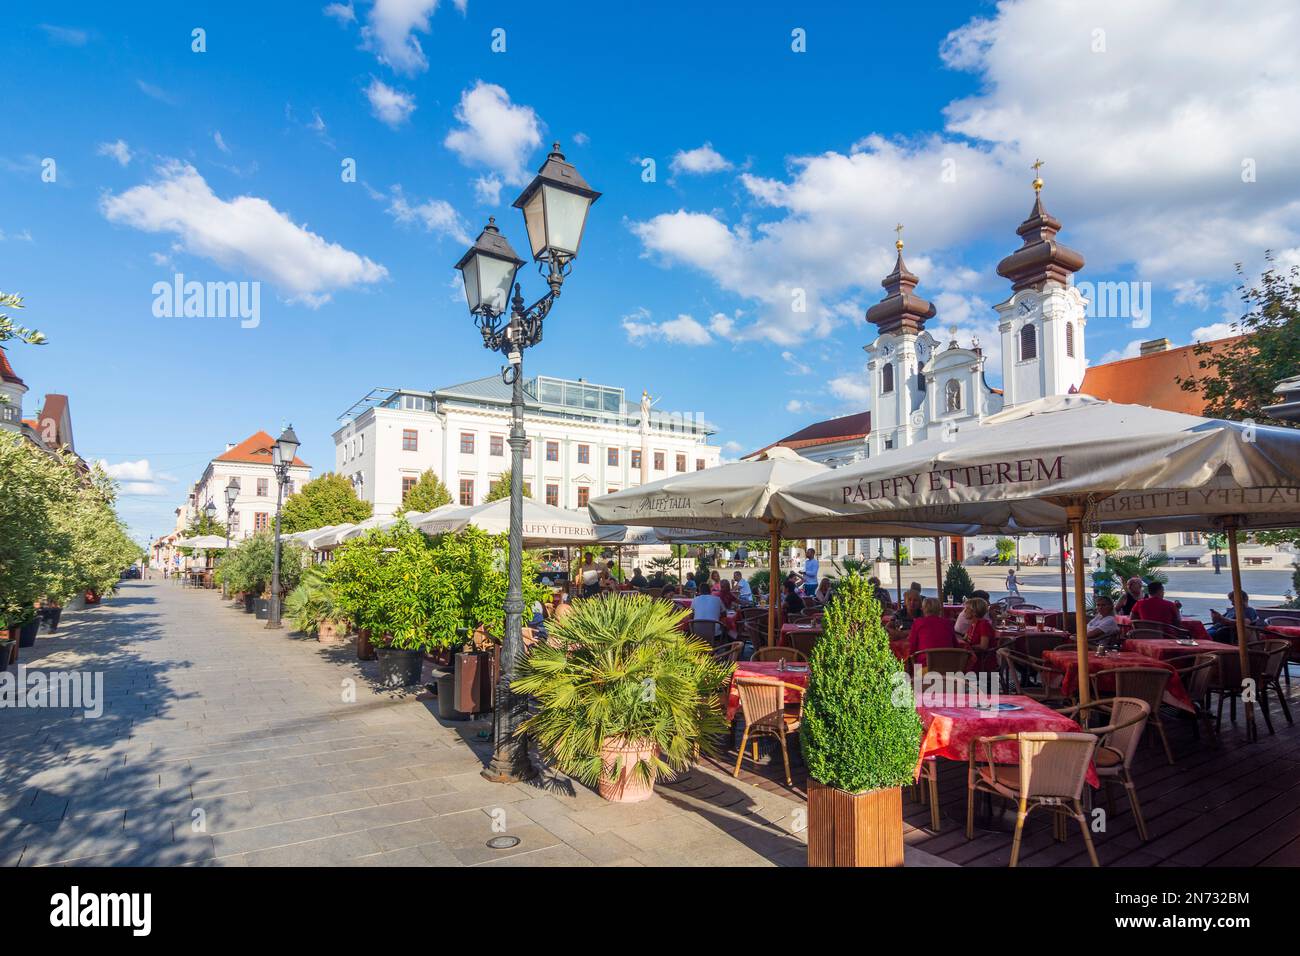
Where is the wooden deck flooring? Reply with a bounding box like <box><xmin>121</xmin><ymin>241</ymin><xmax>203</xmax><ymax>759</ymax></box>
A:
<box><xmin>704</xmin><ymin>672</ymin><xmax>1300</xmax><ymax>866</ymax></box>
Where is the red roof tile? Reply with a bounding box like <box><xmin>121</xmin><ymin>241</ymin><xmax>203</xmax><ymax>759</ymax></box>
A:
<box><xmin>747</xmin><ymin>410</ymin><xmax>871</xmax><ymax>458</ymax></box>
<box><xmin>0</xmin><ymin>348</ymin><xmax>24</xmax><ymax>386</ymax></box>
<box><xmin>214</xmin><ymin>430</ymin><xmax>309</xmax><ymax>468</ymax></box>
<box><xmin>1080</xmin><ymin>336</ymin><xmax>1244</xmax><ymax>415</ymax></box>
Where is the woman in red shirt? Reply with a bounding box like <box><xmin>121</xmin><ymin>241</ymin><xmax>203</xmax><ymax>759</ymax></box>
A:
<box><xmin>960</xmin><ymin>597</ymin><xmax>998</xmax><ymax>672</ymax></box>
<box><xmin>718</xmin><ymin>579</ymin><xmax>737</xmax><ymax>609</ymax></box>
<box><xmin>910</xmin><ymin>597</ymin><xmax>958</xmax><ymax>667</ymax></box>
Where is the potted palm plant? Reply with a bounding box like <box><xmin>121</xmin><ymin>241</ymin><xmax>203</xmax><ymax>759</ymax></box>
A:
<box><xmin>802</xmin><ymin>573</ymin><xmax>921</xmax><ymax>867</ymax></box>
<box><xmin>513</xmin><ymin>594</ymin><xmax>731</xmax><ymax>803</ymax></box>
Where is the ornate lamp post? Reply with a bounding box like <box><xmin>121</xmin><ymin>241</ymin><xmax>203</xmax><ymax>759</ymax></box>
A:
<box><xmin>221</xmin><ymin>477</ymin><xmax>240</xmax><ymax>598</ymax></box>
<box><xmin>454</xmin><ymin>143</ymin><xmax>599</xmax><ymax>783</ymax></box>
<box><xmin>266</xmin><ymin>425</ymin><xmax>300</xmax><ymax>629</ymax></box>
<box><xmin>202</xmin><ymin>500</ymin><xmax>218</xmax><ymax>580</ymax></box>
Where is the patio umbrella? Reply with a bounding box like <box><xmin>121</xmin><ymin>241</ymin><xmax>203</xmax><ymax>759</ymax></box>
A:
<box><xmin>174</xmin><ymin>534</ymin><xmax>230</xmax><ymax>550</ymax></box>
<box><xmin>775</xmin><ymin>393</ymin><xmax>1300</xmax><ymax>721</ymax></box>
<box><xmin>589</xmin><ymin>447</ymin><xmax>973</xmax><ymax>645</ymax></box>
<box><xmin>415</xmin><ymin>498</ymin><xmax>603</xmax><ymax>547</ymax></box>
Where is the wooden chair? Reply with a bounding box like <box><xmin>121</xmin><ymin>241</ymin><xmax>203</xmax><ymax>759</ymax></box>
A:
<box><xmin>1057</xmin><ymin>697</ymin><xmax>1152</xmax><ymax>841</ymax></box>
<box><xmin>750</xmin><ymin>646</ymin><xmax>806</xmax><ymax>663</ymax></box>
<box><xmin>732</xmin><ymin>676</ymin><xmax>805</xmax><ymax>786</ymax></box>
<box><xmin>997</xmin><ymin>647</ymin><xmax>1069</xmax><ymax>705</ymax></box>
<box><xmin>740</xmin><ymin>615</ymin><xmax>770</xmax><ymax>651</ymax></box>
<box><xmin>1250</xmin><ymin>624</ymin><xmax>1296</xmax><ymax>689</ymax></box>
<box><xmin>908</xmin><ymin>646</ymin><xmax>975</xmax><ymax>676</ymax></box>
<box><xmin>917</xmin><ymin>757</ymin><xmax>943</xmax><ymax>833</ymax></box>
<box><xmin>1092</xmin><ymin>667</ymin><xmax>1174</xmax><ymax>764</ymax></box>
<box><xmin>1023</xmin><ymin>631</ymin><xmax>1070</xmax><ymax>661</ymax></box>
<box><xmin>711</xmin><ymin>641</ymin><xmax>743</xmax><ymax>665</ymax></box>
<box><xmin>965</xmin><ymin>731</ymin><xmax>1100</xmax><ymax>867</ymax></box>
<box><xmin>1128</xmin><ymin>620</ymin><xmax>1190</xmax><ymax>640</ymax></box>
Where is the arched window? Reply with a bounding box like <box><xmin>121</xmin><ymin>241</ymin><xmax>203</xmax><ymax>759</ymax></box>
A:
<box><xmin>945</xmin><ymin>378</ymin><xmax>962</xmax><ymax>412</ymax></box>
<box><xmin>1020</xmin><ymin>324</ymin><xmax>1037</xmax><ymax>361</ymax></box>
<box><xmin>1065</xmin><ymin>321</ymin><xmax>1075</xmax><ymax>358</ymax></box>
<box><xmin>882</xmin><ymin>362</ymin><xmax>894</xmax><ymax>393</ymax></box>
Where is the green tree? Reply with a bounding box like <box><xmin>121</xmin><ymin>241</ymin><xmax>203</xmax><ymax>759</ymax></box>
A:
<box><xmin>943</xmin><ymin>561</ymin><xmax>975</xmax><ymax>603</ymax></box>
<box><xmin>484</xmin><ymin>467</ymin><xmax>530</xmax><ymax>503</ymax></box>
<box><xmin>215</xmin><ymin>531</ymin><xmax>307</xmax><ymax>596</ymax></box>
<box><xmin>280</xmin><ymin>472</ymin><xmax>372</xmax><ymax>533</ymax></box>
<box><xmin>396</xmin><ymin>469</ymin><xmax>452</xmax><ymax>515</ymax></box>
<box><xmin>802</xmin><ymin>573</ymin><xmax>921</xmax><ymax>792</ymax></box>
<box><xmin>184</xmin><ymin>511</ymin><xmax>227</xmax><ymax>538</ymax></box>
<box><xmin>0</xmin><ymin>291</ymin><xmax>47</xmax><ymax>347</ymax></box>
<box><xmin>1094</xmin><ymin>533</ymin><xmax>1121</xmax><ymax>555</ymax></box>
<box><xmin>995</xmin><ymin>537</ymin><xmax>1016</xmax><ymax>564</ymax></box>
<box><xmin>1177</xmin><ymin>254</ymin><xmax>1300</xmax><ymax>424</ymax></box>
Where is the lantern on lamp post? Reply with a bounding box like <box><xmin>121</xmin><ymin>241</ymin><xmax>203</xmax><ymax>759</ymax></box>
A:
<box><xmin>266</xmin><ymin>425</ymin><xmax>300</xmax><ymax>629</ymax></box>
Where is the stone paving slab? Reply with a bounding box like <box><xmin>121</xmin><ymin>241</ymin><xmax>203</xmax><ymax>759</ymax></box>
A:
<box><xmin>0</xmin><ymin>580</ymin><xmax>951</xmax><ymax>867</ymax></box>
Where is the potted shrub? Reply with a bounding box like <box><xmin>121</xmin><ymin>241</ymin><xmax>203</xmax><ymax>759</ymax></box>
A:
<box><xmin>16</xmin><ymin>607</ymin><xmax>40</xmax><ymax>648</ymax></box>
<box><xmin>283</xmin><ymin>566</ymin><xmax>349</xmax><ymax>643</ymax></box>
<box><xmin>513</xmin><ymin>594</ymin><xmax>731</xmax><ymax>803</ymax></box>
<box><xmin>802</xmin><ymin>573</ymin><xmax>921</xmax><ymax>867</ymax></box>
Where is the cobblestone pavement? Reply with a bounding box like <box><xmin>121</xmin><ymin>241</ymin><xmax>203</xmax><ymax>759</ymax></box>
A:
<box><xmin>1</xmin><ymin>580</ymin><xmax>936</xmax><ymax>867</ymax></box>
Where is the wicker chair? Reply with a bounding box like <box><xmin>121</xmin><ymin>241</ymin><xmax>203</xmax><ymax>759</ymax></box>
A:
<box><xmin>965</xmin><ymin>731</ymin><xmax>1100</xmax><ymax>867</ymax></box>
<box><xmin>1023</xmin><ymin>630</ymin><xmax>1070</xmax><ymax>661</ymax></box>
<box><xmin>1128</xmin><ymin>620</ymin><xmax>1190</xmax><ymax>640</ymax></box>
<box><xmin>786</xmin><ymin>629</ymin><xmax>818</xmax><ymax>658</ymax></box>
<box><xmin>751</xmin><ymin>646</ymin><xmax>806</xmax><ymax>663</ymax></box>
<box><xmin>1164</xmin><ymin>654</ymin><xmax>1218</xmax><ymax>741</ymax></box>
<box><xmin>1057</xmin><ymin>697</ymin><xmax>1152</xmax><ymax>841</ymax></box>
<box><xmin>1249</xmin><ymin>624</ymin><xmax>1296</xmax><ymax>689</ymax></box>
<box><xmin>689</xmin><ymin>618</ymin><xmax>725</xmax><ymax>645</ymax></box>
<box><xmin>1248</xmin><ymin>639</ymin><xmax>1293</xmax><ymax>734</ymax></box>
<box><xmin>740</xmin><ymin>615</ymin><xmax>770</xmax><ymax>651</ymax></box>
<box><xmin>1091</xmin><ymin>667</ymin><xmax>1174</xmax><ymax>764</ymax></box>
<box><xmin>997</xmin><ymin>647</ymin><xmax>1069</xmax><ymax>705</ymax></box>
<box><xmin>732</xmin><ymin>676</ymin><xmax>805</xmax><ymax>786</ymax></box>
<box><xmin>908</xmin><ymin>646</ymin><xmax>976</xmax><ymax>676</ymax></box>
<box><xmin>711</xmin><ymin>641</ymin><xmax>743</xmax><ymax>665</ymax></box>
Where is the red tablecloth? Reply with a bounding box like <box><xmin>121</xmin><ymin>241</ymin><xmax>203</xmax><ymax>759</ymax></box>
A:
<box><xmin>891</xmin><ymin>639</ymin><xmax>910</xmax><ymax>660</ymax></box>
<box><xmin>942</xmin><ymin>604</ymin><xmax>965</xmax><ymax>620</ymax></box>
<box><xmin>917</xmin><ymin>695</ymin><xmax>1099</xmax><ymax>788</ymax></box>
<box><xmin>1122</xmin><ymin>638</ymin><xmax>1239</xmax><ymax>663</ymax></box>
<box><xmin>1116</xmin><ymin>615</ymin><xmax>1212</xmax><ymax>643</ymax></box>
<box><xmin>778</xmin><ymin>622</ymin><xmax>822</xmax><ymax>645</ymax></box>
<box><xmin>725</xmin><ymin>661</ymin><xmax>810</xmax><ymax>721</ymax></box>
<box><xmin>1007</xmin><ymin>607</ymin><xmax>1061</xmax><ymax>627</ymax></box>
<box><xmin>1042</xmin><ymin>649</ymin><xmax>1193</xmax><ymax>713</ymax></box>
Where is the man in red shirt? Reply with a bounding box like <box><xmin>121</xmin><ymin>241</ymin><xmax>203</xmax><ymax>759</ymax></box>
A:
<box><xmin>1131</xmin><ymin>580</ymin><xmax>1182</xmax><ymax>628</ymax></box>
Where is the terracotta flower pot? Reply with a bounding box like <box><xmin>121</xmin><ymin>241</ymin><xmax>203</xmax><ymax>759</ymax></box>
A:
<box><xmin>317</xmin><ymin>619</ymin><xmax>350</xmax><ymax>645</ymax></box>
<box><xmin>598</xmin><ymin>738</ymin><xmax>658</xmax><ymax>803</ymax></box>
<box><xmin>356</xmin><ymin>628</ymin><xmax>377</xmax><ymax>661</ymax></box>
<box><xmin>806</xmin><ymin>779</ymin><xmax>903</xmax><ymax>867</ymax></box>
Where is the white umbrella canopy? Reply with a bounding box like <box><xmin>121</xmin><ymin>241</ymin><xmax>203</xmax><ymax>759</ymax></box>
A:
<box><xmin>774</xmin><ymin>394</ymin><xmax>1300</xmax><ymax>531</ymax></box>
<box><xmin>415</xmin><ymin>498</ymin><xmax>601</xmax><ymax>547</ymax></box>
<box><xmin>336</xmin><ymin>514</ymin><xmax>399</xmax><ymax>542</ymax></box>
<box><xmin>301</xmin><ymin>524</ymin><xmax>356</xmax><ymax>550</ymax></box>
<box><xmin>174</xmin><ymin>534</ymin><xmax>231</xmax><ymax>550</ymax></box>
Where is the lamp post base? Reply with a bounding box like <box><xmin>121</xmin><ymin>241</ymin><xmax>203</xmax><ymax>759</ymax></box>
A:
<box><xmin>481</xmin><ymin>746</ymin><xmax>535</xmax><ymax>784</ymax></box>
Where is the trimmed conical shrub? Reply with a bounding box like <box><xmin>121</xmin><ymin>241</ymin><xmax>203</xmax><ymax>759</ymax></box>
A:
<box><xmin>802</xmin><ymin>573</ymin><xmax>921</xmax><ymax>793</ymax></box>
<box><xmin>943</xmin><ymin>561</ymin><xmax>975</xmax><ymax>603</ymax></box>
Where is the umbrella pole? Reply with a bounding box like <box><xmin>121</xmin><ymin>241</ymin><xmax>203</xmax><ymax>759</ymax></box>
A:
<box><xmin>768</xmin><ymin>527</ymin><xmax>780</xmax><ymax>648</ymax></box>
<box><xmin>1058</xmin><ymin>533</ymin><xmax>1069</xmax><ymax>620</ymax></box>
<box><xmin>933</xmin><ymin>536</ymin><xmax>944</xmax><ymax>601</ymax></box>
<box><xmin>1224</xmin><ymin>518</ymin><xmax>1257</xmax><ymax>742</ymax></box>
<box><xmin>894</xmin><ymin>538</ymin><xmax>903</xmax><ymax>606</ymax></box>
<box><xmin>1067</xmin><ymin>505</ymin><xmax>1090</xmax><ymax>707</ymax></box>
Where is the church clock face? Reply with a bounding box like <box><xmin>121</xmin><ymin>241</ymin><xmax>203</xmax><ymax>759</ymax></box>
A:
<box><xmin>1017</xmin><ymin>299</ymin><xmax>1034</xmax><ymax>317</ymax></box>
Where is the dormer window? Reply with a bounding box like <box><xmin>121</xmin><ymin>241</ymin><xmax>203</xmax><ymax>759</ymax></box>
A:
<box><xmin>882</xmin><ymin>362</ymin><xmax>894</xmax><ymax>394</ymax></box>
<box><xmin>1019</xmin><ymin>324</ymin><xmax>1037</xmax><ymax>361</ymax></box>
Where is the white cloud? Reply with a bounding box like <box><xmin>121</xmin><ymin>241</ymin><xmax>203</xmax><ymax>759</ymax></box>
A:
<box><xmin>101</xmin><ymin>160</ymin><xmax>388</xmax><ymax>306</ymax></box>
<box><xmin>670</xmin><ymin>143</ymin><xmax>732</xmax><ymax>177</ymax></box>
<box><xmin>631</xmin><ymin>0</ymin><xmax>1300</xmax><ymax>350</ymax></box>
<box><xmin>444</xmin><ymin>82</ymin><xmax>542</xmax><ymax>186</ymax></box>
<box><xmin>572</xmin><ymin>132</ymin><xmax>590</xmax><ymax>146</ymax></box>
<box><xmin>473</xmin><ymin>174</ymin><xmax>502</xmax><ymax>206</ymax></box>
<box><xmin>707</xmin><ymin>312</ymin><xmax>735</xmax><ymax>336</ymax></box>
<box><xmin>723</xmin><ymin>440</ymin><xmax>744</xmax><ymax>453</ymax></box>
<box><xmin>96</xmin><ymin>140</ymin><xmax>132</xmax><ymax>166</ymax></box>
<box><xmin>365</xmin><ymin>77</ymin><xmax>416</xmax><ymax>128</ymax></box>
<box><xmin>1191</xmin><ymin>321</ymin><xmax>1239</xmax><ymax>342</ymax></box>
<box><xmin>39</xmin><ymin>24</ymin><xmax>89</xmax><ymax>46</ymax></box>
<box><xmin>213</xmin><ymin>131</ymin><xmax>230</xmax><ymax>154</ymax></box>
<box><xmin>384</xmin><ymin>187</ymin><xmax>470</xmax><ymax>244</ymax></box>
<box><xmin>621</xmin><ymin>309</ymin><xmax>721</xmax><ymax>346</ymax></box>
<box><xmin>99</xmin><ymin>459</ymin><xmax>177</xmax><ymax>497</ymax></box>
<box><xmin>1097</xmin><ymin>340</ymin><xmax>1144</xmax><ymax>364</ymax></box>
<box><xmin>828</xmin><ymin>375</ymin><xmax>871</xmax><ymax>404</ymax></box>
<box><xmin>785</xmin><ymin>399</ymin><xmax>808</xmax><ymax>414</ymax></box>
<box><xmin>323</xmin><ymin>1</ymin><xmax>356</xmax><ymax>24</ymax></box>
<box><xmin>781</xmin><ymin>351</ymin><xmax>811</xmax><ymax>375</ymax></box>
<box><xmin>0</xmin><ymin>229</ymin><xmax>34</xmax><ymax>242</ymax></box>
<box><xmin>136</xmin><ymin>80</ymin><xmax>176</xmax><ymax>104</ymax></box>
<box><xmin>360</xmin><ymin>0</ymin><xmax>457</xmax><ymax>74</ymax></box>
<box><xmin>1172</xmin><ymin>280</ymin><xmax>1210</xmax><ymax>310</ymax></box>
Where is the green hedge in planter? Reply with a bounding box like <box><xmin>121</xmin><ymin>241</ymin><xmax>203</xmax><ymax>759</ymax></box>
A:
<box><xmin>802</xmin><ymin>573</ymin><xmax>921</xmax><ymax>793</ymax></box>
<box><xmin>215</xmin><ymin>531</ymin><xmax>306</xmax><ymax>597</ymax></box>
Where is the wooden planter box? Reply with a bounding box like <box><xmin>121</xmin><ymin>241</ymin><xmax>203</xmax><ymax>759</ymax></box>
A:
<box><xmin>807</xmin><ymin>779</ymin><xmax>903</xmax><ymax>867</ymax></box>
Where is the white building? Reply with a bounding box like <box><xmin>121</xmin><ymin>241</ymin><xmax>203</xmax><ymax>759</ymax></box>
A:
<box><xmin>179</xmin><ymin>430</ymin><xmax>312</xmax><ymax>540</ymax></box>
<box><xmin>333</xmin><ymin>374</ymin><xmax>722</xmax><ymax>518</ymax></box>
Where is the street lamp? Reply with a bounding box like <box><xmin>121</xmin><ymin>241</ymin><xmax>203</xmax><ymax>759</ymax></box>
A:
<box><xmin>222</xmin><ymin>477</ymin><xmax>240</xmax><ymax>598</ymax></box>
<box><xmin>454</xmin><ymin>143</ymin><xmax>599</xmax><ymax>783</ymax></box>
<box><xmin>266</xmin><ymin>425</ymin><xmax>300</xmax><ymax>629</ymax></box>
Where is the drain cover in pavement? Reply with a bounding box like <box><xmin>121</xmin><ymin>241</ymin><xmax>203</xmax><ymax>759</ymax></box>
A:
<box><xmin>486</xmin><ymin>836</ymin><xmax>521</xmax><ymax>850</ymax></box>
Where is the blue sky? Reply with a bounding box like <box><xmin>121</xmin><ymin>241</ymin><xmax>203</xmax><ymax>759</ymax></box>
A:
<box><xmin>4</xmin><ymin>0</ymin><xmax>1296</xmax><ymax>542</ymax></box>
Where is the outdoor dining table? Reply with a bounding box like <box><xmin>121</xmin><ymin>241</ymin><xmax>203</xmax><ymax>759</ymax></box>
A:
<box><xmin>1007</xmin><ymin>607</ymin><xmax>1062</xmax><ymax>628</ymax></box>
<box><xmin>916</xmin><ymin>695</ymin><xmax>1099</xmax><ymax>787</ymax></box>
<box><xmin>996</xmin><ymin>626</ymin><xmax>1071</xmax><ymax>654</ymax></box>
<box><xmin>1267</xmin><ymin>625</ymin><xmax>1300</xmax><ymax>656</ymax></box>
<box><xmin>1121</xmin><ymin>637</ymin><xmax>1238</xmax><ymax>663</ymax></box>
<box><xmin>725</xmin><ymin>660</ymin><xmax>810</xmax><ymax>721</ymax></box>
<box><xmin>778</xmin><ymin>622</ymin><xmax>822</xmax><ymax>646</ymax></box>
<box><xmin>1115</xmin><ymin>614</ymin><xmax>1212</xmax><ymax>642</ymax></box>
<box><xmin>1041</xmin><ymin>648</ymin><xmax>1194</xmax><ymax>713</ymax></box>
